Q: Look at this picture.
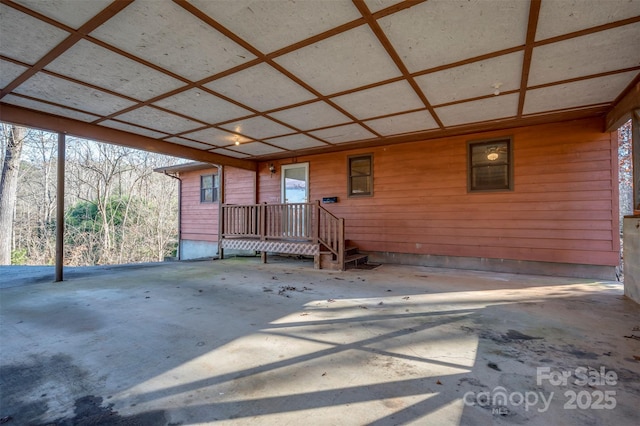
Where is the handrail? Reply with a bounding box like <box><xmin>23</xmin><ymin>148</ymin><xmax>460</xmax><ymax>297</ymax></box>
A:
<box><xmin>221</xmin><ymin>201</ymin><xmax>345</xmax><ymax>269</ymax></box>
<box><xmin>315</xmin><ymin>201</ymin><xmax>344</xmax><ymax>265</ymax></box>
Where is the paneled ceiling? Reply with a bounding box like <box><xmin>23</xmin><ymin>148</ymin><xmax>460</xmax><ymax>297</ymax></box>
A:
<box><xmin>1</xmin><ymin>0</ymin><xmax>639</xmax><ymax>165</ymax></box>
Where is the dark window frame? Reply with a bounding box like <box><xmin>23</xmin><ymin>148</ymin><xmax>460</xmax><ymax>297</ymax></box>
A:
<box><xmin>467</xmin><ymin>137</ymin><xmax>513</xmax><ymax>192</ymax></box>
<box><xmin>348</xmin><ymin>154</ymin><xmax>373</xmax><ymax>198</ymax></box>
<box><xmin>200</xmin><ymin>174</ymin><xmax>219</xmax><ymax>203</ymax></box>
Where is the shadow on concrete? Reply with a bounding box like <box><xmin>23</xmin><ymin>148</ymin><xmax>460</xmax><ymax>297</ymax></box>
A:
<box><xmin>1</xmin><ymin>258</ymin><xmax>638</xmax><ymax>425</ymax></box>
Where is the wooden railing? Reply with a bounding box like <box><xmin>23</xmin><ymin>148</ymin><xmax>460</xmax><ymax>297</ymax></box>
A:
<box><xmin>221</xmin><ymin>201</ymin><xmax>344</xmax><ymax>266</ymax></box>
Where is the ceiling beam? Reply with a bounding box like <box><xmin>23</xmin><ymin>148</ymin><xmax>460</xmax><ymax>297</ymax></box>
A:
<box><xmin>0</xmin><ymin>104</ymin><xmax>257</xmax><ymax>171</ymax></box>
<box><xmin>605</xmin><ymin>79</ymin><xmax>640</xmax><ymax>132</ymax></box>
<box><xmin>517</xmin><ymin>0</ymin><xmax>541</xmax><ymax>117</ymax></box>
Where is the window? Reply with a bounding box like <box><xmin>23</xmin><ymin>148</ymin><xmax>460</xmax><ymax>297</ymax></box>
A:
<box><xmin>468</xmin><ymin>138</ymin><xmax>512</xmax><ymax>192</ymax></box>
<box><xmin>200</xmin><ymin>174</ymin><xmax>218</xmax><ymax>202</ymax></box>
<box><xmin>348</xmin><ymin>154</ymin><xmax>373</xmax><ymax>197</ymax></box>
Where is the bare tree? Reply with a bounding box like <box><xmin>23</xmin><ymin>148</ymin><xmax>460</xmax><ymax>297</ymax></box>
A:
<box><xmin>0</xmin><ymin>125</ymin><xmax>27</xmax><ymax>264</ymax></box>
<box><xmin>3</xmin><ymin>124</ymin><xmax>180</xmax><ymax>266</ymax></box>
<box><xmin>13</xmin><ymin>130</ymin><xmax>58</xmax><ymax>264</ymax></box>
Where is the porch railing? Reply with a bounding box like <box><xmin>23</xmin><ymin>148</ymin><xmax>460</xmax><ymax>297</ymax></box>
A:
<box><xmin>221</xmin><ymin>201</ymin><xmax>344</xmax><ymax>265</ymax></box>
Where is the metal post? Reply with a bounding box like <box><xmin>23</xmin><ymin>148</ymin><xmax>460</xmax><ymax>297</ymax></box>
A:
<box><xmin>55</xmin><ymin>133</ymin><xmax>65</xmax><ymax>282</ymax></box>
<box><xmin>217</xmin><ymin>165</ymin><xmax>224</xmax><ymax>260</ymax></box>
<box><xmin>633</xmin><ymin>111</ymin><xmax>640</xmax><ymax>213</ymax></box>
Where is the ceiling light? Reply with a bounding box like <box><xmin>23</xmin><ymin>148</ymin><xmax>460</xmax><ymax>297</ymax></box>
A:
<box><xmin>487</xmin><ymin>152</ymin><xmax>499</xmax><ymax>161</ymax></box>
<box><xmin>491</xmin><ymin>82</ymin><xmax>503</xmax><ymax>96</ymax></box>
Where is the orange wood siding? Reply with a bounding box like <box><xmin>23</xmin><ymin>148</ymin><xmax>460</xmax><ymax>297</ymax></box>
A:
<box><xmin>180</xmin><ymin>167</ymin><xmax>218</xmax><ymax>242</ymax></box>
<box><xmin>258</xmin><ymin>118</ymin><xmax>619</xmax><ymax>267</ymax></box>
<box><xmin>225</xmin><ymin>166</ymin><xmax>256</xmax><ymax>205</ymax></box>
<box><xmin>180</xmin><ymin>166</ymin><xmax>255</xmax><ymax>242</ymax></box>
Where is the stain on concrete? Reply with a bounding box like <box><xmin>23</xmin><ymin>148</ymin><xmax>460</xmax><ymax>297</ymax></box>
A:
<box><xmin>13</xmin><ymin>302</ymin><xmax>104</xmax><ymax>334</ymax></box>
<box><xmin>35</xmin><ymin>395</ymin><xmax>170</xmax><ymax>426</ymax></box>
<box><xmin>0</xmin><ymin>354</ymin><xmax>93</xmax><ymax>423</ymax></box>
<box><xmin>561</xmin><ymin>344</ymin><xmax>599</xmax><ymax>360</ymax></box>
<box><xmin>503</xmin><ymin>330</ymin><xmax>542</xmax><ymax>341</ymax></box>
<box><xmin>0</xmin><ymin>354</ymin><xmax>170</xmax><ymax>425</ymax></box>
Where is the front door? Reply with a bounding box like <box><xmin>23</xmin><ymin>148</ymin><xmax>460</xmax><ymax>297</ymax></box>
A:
<box><xmin>281</xmin><ymin>163</ymin><xmax>309</xmax><ymax>238</ymax></box>
<box><xmin>281</xmin><ymin>163</ymin><xmax>309</xmax><ymax>203</ymax></box>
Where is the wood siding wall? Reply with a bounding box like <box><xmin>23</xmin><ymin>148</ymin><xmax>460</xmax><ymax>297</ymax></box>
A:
<box><xmin>180</xmin><ymin>166</ymin><xmax>256</xmax><ymax>242</ymax></box>
<box><xmin>258</xmin><ymin>118</ymin><xmax>620</xmax><ymax>267</ymax></box>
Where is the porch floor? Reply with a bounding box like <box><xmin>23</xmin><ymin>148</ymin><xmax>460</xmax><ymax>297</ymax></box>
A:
<box><xmin>1</xmin><ymin>258</ymin><xmax>638</xmax><ymax>425</ymax></box>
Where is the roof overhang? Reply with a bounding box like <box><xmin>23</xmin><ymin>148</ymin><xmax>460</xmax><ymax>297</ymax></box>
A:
<box><xmin>154</xmin><ymin>161</ymin><xmax>217</xmax><ymax>174</ymax></box>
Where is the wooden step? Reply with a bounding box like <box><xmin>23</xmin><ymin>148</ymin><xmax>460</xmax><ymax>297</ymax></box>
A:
<box><xmin>344</xmin><ymin>253</ymin><xmax>368</xmax><ymax>269</ymax></box>
<box><xmin>319</xmin><ymin>242</ymin><xmax>372</xmax><ymax>271</ymax></box>
<box><xmin>345</xmin><ymin>246</ymin><xmax>359</xmax><ymax>256</ymax></box>
<box><xmin>319</xmin><ymin>251</ymin><xmax>341</xmax><ymax>270</ymax></box>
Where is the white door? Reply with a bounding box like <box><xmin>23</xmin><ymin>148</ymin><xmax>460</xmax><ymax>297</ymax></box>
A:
<box><xmin>281</xmin><ymin>163</ymin><xmax>309</xmax><ymax>203</ymax></box>
<box><xmin>281</xmin><ymin>163</ymin><xmax>309</xmax><ymax>238</ymax></box>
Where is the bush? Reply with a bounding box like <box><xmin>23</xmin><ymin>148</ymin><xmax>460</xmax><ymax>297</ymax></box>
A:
<box><xmin>11</xmin><ymin>248</ymin><xmax>28</xmax><ymax>265</ymax></box>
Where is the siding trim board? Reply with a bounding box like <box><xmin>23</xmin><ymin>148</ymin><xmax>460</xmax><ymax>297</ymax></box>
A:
<box><xmin>367</xmin><ymin>252</ymin><xmax>617</xmax><ymax>281</ymax></box>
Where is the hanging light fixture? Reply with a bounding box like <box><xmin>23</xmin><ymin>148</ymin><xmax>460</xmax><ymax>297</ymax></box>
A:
<box><xmin>486</xmin><ymin>146</ymin><xmax>499</xmax><ymax>161</ymax></box>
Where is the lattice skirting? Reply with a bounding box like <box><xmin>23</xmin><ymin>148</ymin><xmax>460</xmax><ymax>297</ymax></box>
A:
<box><xmin>221</xmin><ymin>239</ymin><xmax>319</xmax><ymax>256</ymax></box>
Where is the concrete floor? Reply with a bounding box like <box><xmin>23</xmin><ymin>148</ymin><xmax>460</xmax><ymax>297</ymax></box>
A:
<box><xmin>1</xmin><ymin>257</ymin><xmax>639</xmax><ymax>425</ymax></box>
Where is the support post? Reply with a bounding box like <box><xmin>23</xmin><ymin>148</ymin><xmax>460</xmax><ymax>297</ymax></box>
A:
<box><xmin>261</xmin><ymin>203</ymin><xmax>267</xmax><ymax>263</ymax></box>
<box><xmin>633</xmin><ymin>111</ymin><xmax>640</xmax><ymax>213</ymax></box>
<box><xmin>218</xmin><ymin>165</ymin><xmax>224</xmax><ymax>260</ymax></box>
<box><xmin>55</xmin><ymin>133</ymin><xmax>65</xmax><ymax>282</ymax></box>
<box><xmin>313</xmin><ymin>200</ymin><xmax>320</xmax><ymax>243</ymax></box>
<box><xmin>338</xmin><ymin>217</ymin><xmax>345</xmax><ymax>271</ymax></box>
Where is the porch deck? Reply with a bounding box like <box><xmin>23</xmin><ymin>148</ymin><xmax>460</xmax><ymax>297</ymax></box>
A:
<box><xmin>220</xmin><ymin>202</ymin><xmax>348</xmax><ymax>270</ymax></box>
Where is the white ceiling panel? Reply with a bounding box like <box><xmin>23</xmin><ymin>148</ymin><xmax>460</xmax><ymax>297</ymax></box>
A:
<box><xmin>536</xmin><ymin>0</ymin><xmax>640</xmax><ymax>41</ymax></box>
<box><xmin>274</xmin><ymin>25</ymin><xmax>401</xmax><ymax>95</ymax></box>
<box><xmin>182</xmin><ymin>127</ymin><xmax>252</xmax><ymax>145</ymax></box>
<box><xmin>415</xmin><ymin>52</ymin><xmax>524</xmax><ymax>106</ymax></box>
<box><xmin>266</xmin><ymin>134</ymin><xmax>327</xmax><ymax>151</ymax></box>
<box><xmin>211</xmin><ymin>148</ymin><xmax>251</xmax><ymax>158</ymax></box>
<box><xmin>1</xmin><ymin>60</ymin><xmax>28</xmax><ymax>89</ymax></box>
<box><xmin>99</xmin><ymin>120</ymin><xmax>169</xmax><ymax>139</ymax></box>
<box><xmin>0</xmin><ymin>4</ymin><xmax>70</xmax><ymax>65</ymax></box>
<box><xmin>523</xmin><ymin>71</ymin><xmax>638</xmax><ymax>115</ymax></box>
<box><xmin>165</xmin><ymin>137</ymin><xmax>216</xmax><ymax>150</ymax></box>
<box><xmin>204</xmin><ymin>63</ymin><xmax>316</xmax><ymax>112</ymax></box>
<box><xmin>2</xmin><ymin>0</ymin><xmax>637</xmax><ymax>163</ymax></box>
<box><xmin>220</xmin><ymin>116</ymin><xmax>294</xmax><ymax>140</ymax></box>
<box><xmin>269</xmin><ymin>101</ymin><xmax>351</xmax><ymax>130</ymax></box>
<box><xmin>2</xmin><ymin>94</ymin><xmax>100</xmax><ymax>122</ymax></box>
<box><xmin>331</xmin><ymin>80</ymin><xmax>424</xmax><ymax>120</ymax></box>
<box><xmin>153</xmin><ymin>88</ymin><xmax>252</xmax><ymax>124</ymax></box>
<box><xmin>114</xmin><ymin>106</ymin><xmax>203</xmax><ymax>135</ymax></box>
<box><xmin>364</xmin><ymin>110</ymin><xmax>439</xmax><ymax>136</ymax></box>
<box><xmin>378</xmin><ymin>0</ymin><xmax>529</xmax><ymax>73</ymax></box>
<box><xmin>12</xmin><ymin>0</ymin><xmax>113</xmax><ymax>29</ymax></box>
<box><xmin>13</xmin><ymin>72</ymin><xmax>137</xmax><ymax>116</ymax></box>
<box><xmin>90</xmin><ymin>0</ymin><xmax>256</xmax><ymax>81</ymax></box>
<box><xmin>309</xmin><ymin>123</ymin><xmax>377</xmax><ymax>144</ymax></box>
<box><xmin>528</xmin><ymin>23</ymin><xmax>640</xmax><ymax>87</ymax></box>
<box><xmin>45</xmin><ymin>40</ymin><xmax>185</xmax><ymax>101</ymax></box>
<box><xmin>364</xmin><ymin>0</ymin><xmax>405</xmax><ymax>14</ymax></box>
<box><xmin>190</xmin><ymin>0</ymin><xmax>361</xmax><ymax>54</ymax></box>
<box><xmin>230</xmin><ymin>142</ymin><xmax>285</xmax><ymax>156</ymax></box>
<box><xmin>436</xmin><ymin>93</ymin><xmax>520</xmax><ymax>127</ymax></box>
